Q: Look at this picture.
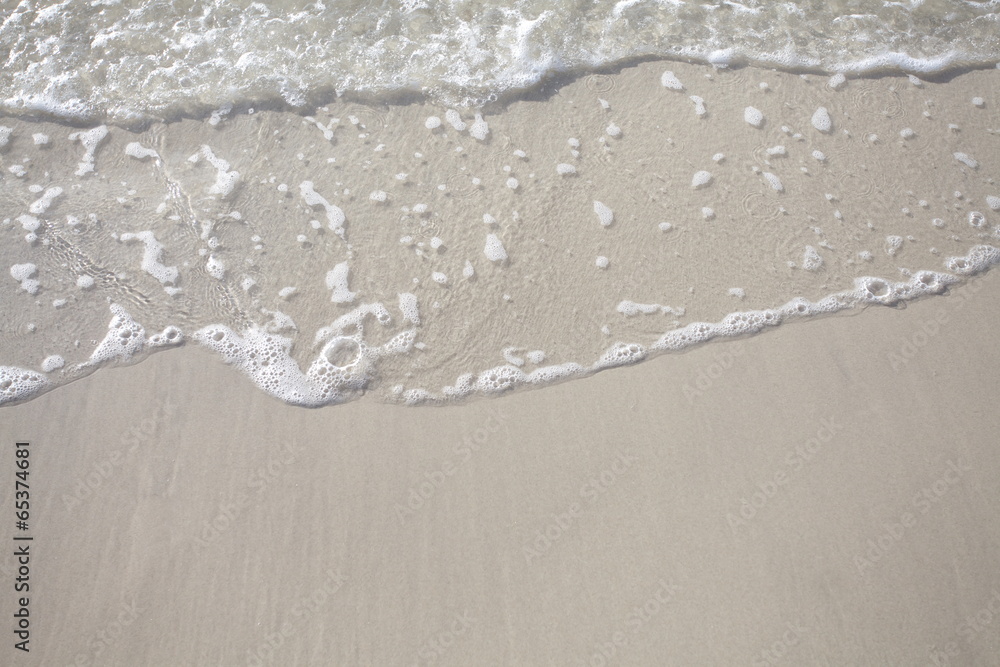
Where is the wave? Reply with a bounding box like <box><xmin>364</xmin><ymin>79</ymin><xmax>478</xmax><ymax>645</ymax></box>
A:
<box><xmin>1</xmin><ymin>0</ymin><xmax>998</xmax><ymax>123</ymax></box>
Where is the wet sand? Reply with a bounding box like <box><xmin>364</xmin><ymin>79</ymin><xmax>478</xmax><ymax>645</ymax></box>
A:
<box><xmin>1</xmin><ymin>263</ymin><xmax>999</xmax><ymax>665</ymax></box>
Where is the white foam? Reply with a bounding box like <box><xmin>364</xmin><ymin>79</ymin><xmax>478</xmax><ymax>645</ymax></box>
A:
<box><xmin>28</xmin><ymin>186</ymin><xmax>62</xmax><ymax>215</ymax></box>
<box><xmin>206</xmin><ymin>254</ymin><xmax>226</xmax><ymax>280</ymax></box>
<box><xmin>326</xmin><ymin>262</ymin><xmax>357</xmax><ymax>303</ymax></box>
<box><xmin>593</xmin><ymin>200</ymin><xmax>614</xmax><ymax>227</ymax></box>
<box><xmin>596</xmin><ymin>256</ymin><xmax>609</xmax><ymax>269</ymax></box>
<box><xmin>593</xmin><ymin>342</ymin><xmax>646</xmax><ymax>370</ymax></box>
<box><xmin>398</xmin><ymin>292</ymin><xmax>420</xmax><ymax>325</ymax></box>
<box><xmin>148</xmin><ymin>326</ymin><xmax>184</xmax><ymax>347</ymax></box>
<box><xmin>763</xmin><ymin>172</ymin><xmax>784</xmax><ymax>192</ymax></box>
<box><xmin>885</xmin><ymin>235</ymin><xmax>904</xmax><ymax>256</ymax></box>
<box><xmin>445</xmin><ymin>110</ymin><xmax>466</xmax><ymax>131</ymax></box>
<box><xmin>802</xmin><ymin>246</ymin><xmax>823</xmax><ymax>271</ymax></box>
<box><xmin>484</xmin><ymin>233</ymin><xmax>507</xmax><ymax>262</ymax></box>
<box><xmin>616</xmin><ymin>301</ymin><xmax>683</xmax><ymax>317</ymax></box>
<box><xmin>828</xmin><ymin>73</ymin><xmax>847</xmax><ymax>90</ymax></box>
<box><xmin>431</xmin><ymin>271</ymin><xmax>448</xmax><ymax>285</ymax></box>
<box><xmin>76</xmin><ymin>275</ymin><xmax>95</xmax><ymax>290</ymax></box>
<box><xmin>702</xmin><ymin>207</ymin><xmax>715</xmax><ymax>220</ymax></box>
<box><xmin>300</xmin><ymin>181</ymin><xmax>346</xmax><ymax>238</ymax></box>
<box><xmin>40</xmin><ymin>355</ymin><xmax>64</xmax><ymax>372</ymax></box>
<box><xmin>972</xmin><ymin>97</ymin><xmax>985</xmax><ymax>108</ymax></box>
<box><xmin>744</xmin><ymin>106</ymin><xmax>764</xmax><ymax>128</ymax></box>
<box><xmin>118</xmin><ymin>231</ymin><xmax>179</xmax><ymax>285</ymax></box>
<box><xmin>463</xmin><ymin>260</ymin><xmax>475</xmax><ymax>278</ymax></box>
<box><xmin>469</xmin><ymin>114</ymin><xmax>489</xmax><ymax>141</ymax></box>
<box><xmin>660</xmin><ymin>71</ymin><xmax>684</xmax><ymax>90</ymax></box>
<box><xmin>10</xmin><ymin>263</ymin><xmax>39</xmax><ymax>294</ymax></box>
<box><xmin>87</xmin><ymin>303</ymin><xmax>145</xmax><ymax>366</ymax></box>
<box><xmin>812</xmin><ymin>150</ymin><xmax>827</xmax><ymax>162</ymax></box>
<box><xmin>986</xmin><ymin>195</ymin><xmax>1000</xmax><ymax>211</ymax></box>
<box><xmin>198</xmin><ymin>145</ymin><xmax>240</xmax><ymax>198</ymax></box>
<box><xmin>689</xmin><ymin>95</ymin><xmax>707</xmax><ymax>117</ymax></box>
<box><xmin>811</xmin><ymin>107</ymin><xmax>832</xmax><ymax>133</ymax></box>
<box><xmin>0</xmin><ymin>126</ymin><xmax>12</xmax><ymax>148</ymax></box>
<box><xmin>425</xmin><ymin>116</ymin><xmax>442</xmax><ymax>129</ymax></box>
<box><xmin>125</xmin><ymin>142</ymin><xmax>159</xmax><ymax>160</ymax></box>
<box><xmin>954</xmin><ymin>152</ymin><xmax>979</xmax><ymax>169</ymax></box>
<box><xmin>0</xmin><ymin>366</ymin><xmax>49</xmax><ymax>405</ymax></box>
<box><xmin>68</xmin><ymin>125</ymin><xmax>109</xmax><ymax>176</ymax></box>
<box><xmin>606</xmin><ymin>122</ymin><xmax>621</xmax><ymax>137</ymax></box>
<box><xmin>899</xmin><ymin>128</ymin><xmax>916</xmax><ymax>139</ymax></box>
<box><xmin>17</xmin><ymin>215</ymin><xmax>40</xmax><ymax>232</ymax></box>
<box><xmin>556</xmin><ymin>163</ymin><xmax>577</xmax><ymax>176</ymax></box>
<box><xmin>32</xmin><ymin>133</ymin><xmax>48</xmax><ymax>145</ymax></box>
<box><xmin>691</xmin><ymin>170</ymin><xmax>713</xmax><ymax>189</ymax></box>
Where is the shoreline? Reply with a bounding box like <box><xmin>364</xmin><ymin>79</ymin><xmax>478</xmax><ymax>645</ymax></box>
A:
<box><xmin>1</xmin><ymin>260</ymin><xmax>998</xmax><ymax>664</ymax></box>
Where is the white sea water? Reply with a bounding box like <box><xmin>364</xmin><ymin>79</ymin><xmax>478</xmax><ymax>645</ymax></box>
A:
<box><xmin>1</xmin><ymin>3</ymin><xmax>999</xmax><ymax>407</ymax></box>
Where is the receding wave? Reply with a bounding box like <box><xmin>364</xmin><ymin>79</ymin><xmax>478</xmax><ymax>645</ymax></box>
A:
<box><xmin>1</xmin><ymin>0</ymin><xmax>999</xmax><ymax>123</ymax></box>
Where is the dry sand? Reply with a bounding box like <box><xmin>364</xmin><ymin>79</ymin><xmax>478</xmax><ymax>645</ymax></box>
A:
<box><xmin>1</xmin><ymin>256</ymin><xmax>999</xmax><ymax>666</ymax></box>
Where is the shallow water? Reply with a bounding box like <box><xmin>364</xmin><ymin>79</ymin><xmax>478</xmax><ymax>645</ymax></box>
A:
<box><xmin>1</xmin><ymin>3</ymin><xmax>999</xmax><ymax>406</ymax></box>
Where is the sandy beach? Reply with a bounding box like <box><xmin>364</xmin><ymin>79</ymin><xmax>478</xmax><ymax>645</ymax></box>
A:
<box><xmin>1</xmin><ymin>250</ymin><xmax>999</xmax><ymax>665</ymax></box>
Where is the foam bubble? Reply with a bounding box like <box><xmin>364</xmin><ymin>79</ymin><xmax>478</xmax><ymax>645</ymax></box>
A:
<box><xmin>125</xmin><ymin>142</ymin><xmax>159</xmax><ymax>160</ymax></box>
<box><xmin>606</xmin><ymin>122</ymin><xmax>621</xmax><ymax>137</ymax></box>
<box><xmin>986</xmin><ymin>195</ymin><xmax>1000</xmax><ymax>211</ymax></box>
<box><xmin>431</xmin><ymin>271</ymin><xmax>448</xmax><ymax>285</ymax></box>
<box><xmin>10</xmin><ymin>263</ymin><xmax>39</xmax><ymax>294</ymax></box>
<box><xmin>828</xmin><ymin>73</ymin><xmax>847</xmax><ymax>90</ymax></box>
<box><xmin>118</xmin><ymin>231</ymin><xmax>179</xmax><ymax>285</ymax></box>
<box><xmin>660</xmin><ymin>71</ymin><xmax>684</xmax><ymax>90</ymax></box>
<box><xmin>484</xmin><ymin>233</ymin><xmax>507</xmax><ymax>262</ymax></box>
<box><xmin>763</xmin><ymin>172</ymin><xmax>784</xmax><ymax>192</ymax></box>
<box><xmin>691</xmin><ymin>170</ymin><xmax>713</xmax><ymax>189</ymax></box>
<box><xmin>689</xmin><ymin>95</ymin><xmax>707</xmax><ymax>117</ymax></box>
<box><xmin>593</xmin><ymin>200</ymin><xmax>614</xmax><ymax>227</ymax></box>
<box><xmin>67</xmin><ymin>125</ymin><xmax>108</xmax><ymax>176</ymax></box>
<box><xmin>28</xmin><ymin>186</ymin><xmax>62</xmax><ymax>215</ymax></box>
<box><xmin>556</xmin><ymin>163</ymin><xmax>577</xmax><ymax>176</ymax></box>
<box><xmin>972</xmin><ymin>97</ymin><xmax>985</xmax><ymax>108</ymax></box>
<box><xmin>0</xmin><ymin>366</ymin><xmax>49</xmax><ymax>405</ymax></box>
<box><xmin>326</xmin><ymin>262</ymin><xmax>357</xmax><ymax>303</ymax></box>
<box><xmin>40</xmin><ymin>355</ymin><xmax>64</xmax><ymax>372</ymax></box>
<box><xmin>398</xmin><ymin>293</ymin><xmax>420</xmax><ymax>324</ymax></box>
<box><xmin>596</xmin><ymin>256</ymin><xmax>609</xmax><ymax>269</ymax></box>
<box><xmin>445</xmin><ymin>110</ymin><xmax>466</xmax><ymax>131</ymax></box>
<box><xmin>425</xmin><ymin>116</ymin><xmax>442</xmax><ymax>129</ymax></box>
<box><xmin>954</xmin><ymin>152</ymin><xmax>979</xmax><ymax>169</ymax></box>
<box><xmin>87</xmin><ymin>303</ymin><xmax>145</xmax><ymax>366</ymax></box>
<box><xmin>802</xmin><ymin>246</ymin><xmax>823</xmax><ymax>271</ymax></box>
<box><xmin>899</xmin><ymin>128</ymin><xmax>916</xmax><ymax>139</ymax></box>
<box><xmin>744</xmin><ymin>106</ymin><xmax>764</xmax><ymax>128</ymax></box>
<box><xmin>300</xmin><ymin>181</ymin><xmax>346</xmax><ymax>238</ymax></box>
<box><xmin>76</xmin><ymin>275</ymin><xmax>95</xmax><ymax>290</ymax></box>
<box><xmin>0</xmin><ymin>126</ymin><xmax>12</xmax><ymax>148</ymax></box>
<box><xmin>469</xmin><ymin>114</ymin><xmax>489</xmax><ymax>141</ymax></box>
<box><xmin>811</xmin><ymin>107</ymin><xmax>832</xmax><ymax>133</ymax></box>
<box><xmin>206</xmin><ymin>254</ymin><xmax>226</xmax><ymax>280</ymax></box>
<box><xmin>463</xmin><ymin>260</ymin><xmax>475</xmax><ymax>278</ymax></box>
